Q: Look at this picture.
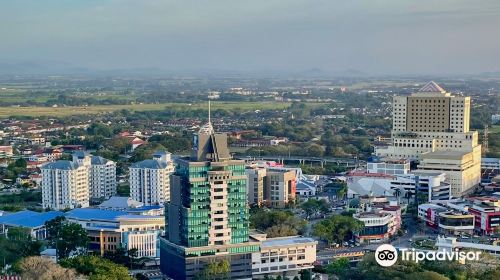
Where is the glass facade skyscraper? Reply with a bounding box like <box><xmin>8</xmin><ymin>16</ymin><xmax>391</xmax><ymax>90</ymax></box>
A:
<box><xmin>160</xmin><ymin>120</ymin><xmax>259</xmax><ymax>280</ymax></box>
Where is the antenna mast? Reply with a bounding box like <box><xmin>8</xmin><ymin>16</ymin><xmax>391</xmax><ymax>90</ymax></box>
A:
<box><xmin>208</xmin><ymin>100</ymin><xmax>211</xmax><ymax>124</ymax></box>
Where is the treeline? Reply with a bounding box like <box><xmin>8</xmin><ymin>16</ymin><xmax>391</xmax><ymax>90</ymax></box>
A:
<box><xmin>323</xmin><ymin>252</ymin><xmax>500</xmax><ymax>280</ymax></box>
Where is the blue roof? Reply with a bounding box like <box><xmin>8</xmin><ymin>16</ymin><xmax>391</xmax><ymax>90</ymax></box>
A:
<box><xmin>0</xmin><ymin>210</ymin><xmax>63</xmax><ymax>228</ymax></box>
<box><xmin>73</xmin><ymin>151</ymin><xmax>89</xmax><ymax>158</ymax></box>
<box><xmin>66</xmin><ymin>209</ymin><xmax>127</xmax><ymax>221</ymax></box>
<box><xmin>0</xmin><ymin>210</ymin><xmax>38</xmax><ymax>223</ymax></box>
<box><xmin>90</xmin><ymin>156</ymin><xmax>110</xmax><ymax>165</ymax></box>
<box><xmin>42</xmin><ymin>160</ymin><xmax>79</xmax><ymax>170</ymax></box>
<box><xmin>134</xmin><ymin>205</ymin><xmax>164</xmax><ymax>211</ymax></box>
<box><xmin>65</xmin><ymin>208</ymin><xmax>161</xmax><ymax>221</ymax></box>
<box><xmin>131</xmin><ymin>159</ymin><xmax>167</xmax><ymax>169</ymax></box>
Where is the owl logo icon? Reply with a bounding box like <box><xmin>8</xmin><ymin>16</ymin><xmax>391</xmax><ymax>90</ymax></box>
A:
<box><xmin>375</xmin><ymin>244</ymin><xmax>398</xmax><ymax>267</ymax></box>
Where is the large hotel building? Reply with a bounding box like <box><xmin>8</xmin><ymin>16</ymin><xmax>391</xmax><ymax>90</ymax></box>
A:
<box><xmin>376</xmin><ymin>81</ymin><xmax>481</xmax><ymax>196</ymax></box>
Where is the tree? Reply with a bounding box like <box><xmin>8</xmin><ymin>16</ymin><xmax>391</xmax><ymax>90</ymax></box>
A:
<box><xmin>57</xmin><ymin>223</ymin><xmax>89</xmax><ymax>259</ymax></box>
<box><xmin>104</xmin><ymin>247</ymin><xmax>142</xmax><ymax>269</ymax></box>
<box><xmin>299</xmin><ymin>269</ymin><xmax>312</xmax><ymax>280</ymax></box>
<box><xmin>404</xmin><ymin>191</ymin><xmax>412</xmax><ymax>204</ymax></box>
<box><xmin>312</xmin><ymin>215</ymin><xmax>363</xmax><ymax>245</ymax></box>
<box><xmin>130</xmin><ymin>143</ymin><xmax>166</xmax><ymax>162</ymax></box>
<box><xmin>250</xmin><ymin>210</ymin><xmax>307</xmax><ymax>237</ymax></box>
<box><xmin>5</xmin><ymin>158</ymin><xmax>27</xmax><ymax>180</ymax></box>
<box><xmin>306</xmin><ymin>144</ymin><xmax>324</xmax><ymax>157</ymax></box>
<box><xmin>325</xmin><ymin>257</ymin><xmax>350</xmax><ymax>277</ymax></box>
<box><xmin>393</xmin><ymin>188</ymin><xmax>401</xmax><ymax>204</ymax></box>
<box><xmin>0</xmin><ymin>227</ymin><xmax>42</xmax><ymax>268</ymax></box>
<box><xmin>60</xmin><ymin>255</ymin><xmax>133</xmax><ymax>280</ymax></box>
<box><xmin>87</xmin><ymin>123</ymin><xmax>113</xmax><ymax>138</ymax></box>
<box><xmin>108</xmin><ymin>137</ymin><xmax>132</xmax><ymax>155</ymax></box>
<box><xmin>17</xmin><ymin>256</ymin><xmax>78</xmax><ymax>280</ymax></box>
<box><xmin>301</xmin><ymin>199</ymin><xmax>329</xmax><ymax>217</ymax></box>
<box><xmin>195</xmin><ymin>260</ymin><xmax>230</xmax><ymax>280</ymax></box>
<box><xmin>45</xmin><ymin>217</ymin><xmax>89</xmax><ymax>259</ymax></box>
<box><xmin>336</xmin><ymin>182</ymin><xmax>348</xmax><ymax>200</ymax></box>
<box><xmin>45</xmin><ymin>216</ymin><xmax>65</xmax><ymax>239</ymax></box>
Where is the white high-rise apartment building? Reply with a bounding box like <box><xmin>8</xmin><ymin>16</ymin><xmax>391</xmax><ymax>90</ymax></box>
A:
<box><xmin>41</xmin><ymin>158</ymin><xmax>90</xmax><ymax>210</ymax></box>
<box><xmin>129</xmin><ymin>151</ymin><xmax>174</xmax><ymax>206</ymax></box>
<box><xmin>375</xmin><ymin>81</ymin><xmax>481</xmax><ymax>196</ymax></box>
<box><xmin>42</xmin><ymin>152</ymin><xmax>117</xmax><ymax>210</ymax></box>
<box><xmin>73</xmin><ymin>152</ymin><xmax>117</xmax><ymax>199</ymax></box>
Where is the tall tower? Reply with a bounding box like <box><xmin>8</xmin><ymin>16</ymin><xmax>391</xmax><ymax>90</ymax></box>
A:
<box><xmin>160</xmin><ymin>103</ymin><xmax>258</xmax><ymax>280</ymax></box>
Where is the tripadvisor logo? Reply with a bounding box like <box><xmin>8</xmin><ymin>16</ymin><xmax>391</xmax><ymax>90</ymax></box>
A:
<box><xmin>375</xmin><ymin>244</ymin><xmax>482</xmax><ymax>267</ymax></box>
<box><xmin>375</xmin><ymin>244</ymin><xmax>398</xmax><ymax>267</ymax></box>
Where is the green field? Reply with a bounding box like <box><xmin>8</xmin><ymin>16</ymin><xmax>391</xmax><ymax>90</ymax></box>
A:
<box><xmin>0</xmin><ymin>101</ymin><xmax>297</xmax><ymax>117</ymax></box>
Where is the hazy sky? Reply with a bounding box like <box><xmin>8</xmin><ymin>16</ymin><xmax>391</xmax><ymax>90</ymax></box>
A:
<box><xmin>1</xmin><ymin>0</ymin><xmax>500</xmax><ymax>75</ymax></box>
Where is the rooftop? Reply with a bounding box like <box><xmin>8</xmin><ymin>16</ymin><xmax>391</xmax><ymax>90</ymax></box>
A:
<box><xmin>99</xmin><ymin>196</ymin><xmax>144</xmax><ymax>209</ymax></box>
<box><xmin>419</xmin><ymin>203</ymin><xmax>447</xmax><ymax>211</ymax></box>
<box><xmin>261</xmin><ymin>236</ymin><xmax>317</xmax><ymax>248</ymax></box>
<box><xmin>348</xmin><ymin>172</ymin><xmax>395</xmax><ymax>178</ymax></box>
<box><xmin>354</xmin><ymin>211</ymin><xmax>391</xmax><ymax>219</ymax></box>
<box><xmin>418</xmin><ymin>81</ymin><xmax>446</xmax><ymax>93</ymax></box>
<box><xmin>66</xmin><ymin>208</ymin><xmax>126</xmax><ymax>221</ymax></box>
<box><xmin>130</xmin><ymin>159</ymin><xmax>168</xmax><ymax>169</ymax></box>
<box><xmin>66</xmin><ymin>208</ymin><xmax>161</xmax><ymax>221</ymax></box>
<box><xmin>42</xmin><ymin>160</ymin><xmax>79</xmax><ymax>170</ymax></box>
<box><xmin>0</xmin><ymin>210</ymin><xmax>63</xmax><ymax>228</ymax></box>
<box><xmin>90</xmin><ymin>156</ymin><xmax>111</xmax><ymax>165</ymax></box>
<box><xmin>421</xmin><ymin>149</ymin><xmax>470</xmax><ymax>160</ymax></box>
<box><xmin>73</xmin><ymin>151</ymin><xmax>88</xmax><ymax>159</ymax></box>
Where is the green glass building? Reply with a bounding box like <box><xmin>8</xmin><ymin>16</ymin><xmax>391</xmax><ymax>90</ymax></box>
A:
<box><xmin>160</xmin><ymin>121</ymin><xmax>259</xmax><ymax>280</ymax></box>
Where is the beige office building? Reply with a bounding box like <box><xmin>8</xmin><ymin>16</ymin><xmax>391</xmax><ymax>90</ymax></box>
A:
<box><xmin>417</xmin><ymin>147</ymin><xmax>482</xmax><ymax>196</ymax></box>
<box><xmin>265</xmin><ymin>169</ymin><xmax>297</xmax><ymax>208</ymax></box>
<box><xmin>246</xmin><ymin>166</ymin><xmax>297</xmax><ymax>208</ymax></box>
<box><xmin>376</xmin><ymin>81</ymin><xmax>481</xmax><ymax>196</ymax></box>
<box><xmin>246</xmin><ymin>167</ymin><xmax>266</xmax><ymax>206</ymax></box>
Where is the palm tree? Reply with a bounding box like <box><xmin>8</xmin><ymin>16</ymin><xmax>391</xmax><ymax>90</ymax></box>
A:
<box><xmin>393</xmin><ymin>188</ymin><xmax>401</xmax><ymax>204</ymax></box>
<box><xmin>404</xmin><ymin>191</ymin><xmax>411</xmax><ymax>204</ymax></box>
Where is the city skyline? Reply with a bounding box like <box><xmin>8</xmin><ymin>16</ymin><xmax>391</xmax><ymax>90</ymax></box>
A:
<box><xmin>0</xmin><ymin>1</ymin><xmax>499</xmax><ymax>279</ymax></box>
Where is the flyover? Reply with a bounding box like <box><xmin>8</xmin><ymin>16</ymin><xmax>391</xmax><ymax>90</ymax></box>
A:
<box><xmin>238</xmin><ymin>155</ymin><xmax>365</xmax><ymax>169</ymax></box>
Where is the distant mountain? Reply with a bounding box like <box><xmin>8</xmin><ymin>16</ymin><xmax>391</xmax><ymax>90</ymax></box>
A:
<box><xmin>0</xmin><ymin>61</ymin><xmax>92</xmax><ymax>75</ymax></box>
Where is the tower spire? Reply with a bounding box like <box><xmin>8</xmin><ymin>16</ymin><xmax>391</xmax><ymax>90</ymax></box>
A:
<box><xmin>198</xmin><ymin>100</ymin><xmax>214</xmax><ymax>135</ymax></box>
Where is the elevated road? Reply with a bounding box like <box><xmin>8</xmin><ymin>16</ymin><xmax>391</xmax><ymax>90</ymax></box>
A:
<box><xmin>238</xmin><ymin>155</ymin><xmax>365</xmax><ymax>168</ymax></box>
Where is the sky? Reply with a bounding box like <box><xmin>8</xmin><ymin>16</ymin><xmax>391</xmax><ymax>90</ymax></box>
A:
<box><xmin>1</xmin><ymin>0</ymin><xmax>500</xmax><ymax>76</ymax></box>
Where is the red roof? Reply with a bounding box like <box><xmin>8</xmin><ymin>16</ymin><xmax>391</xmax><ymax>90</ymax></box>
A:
<box><xmin>131</xmin><ymin>139</ymin><xmax>145</xmax><ymax>144</ymax></box>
